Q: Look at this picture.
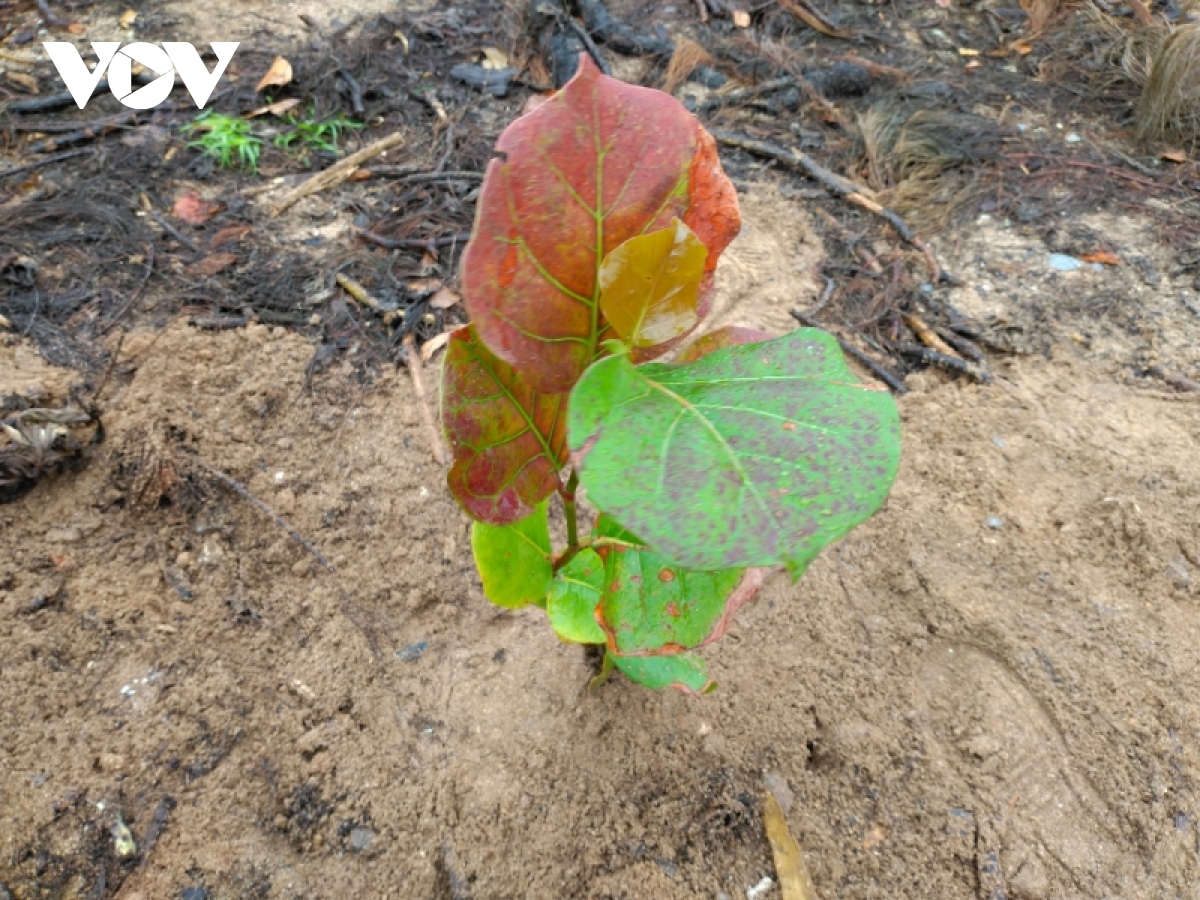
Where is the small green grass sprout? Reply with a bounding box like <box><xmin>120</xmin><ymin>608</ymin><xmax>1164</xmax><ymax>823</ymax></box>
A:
<box><xmin>274</xmin><ymin>111</ymin><xmax>364</xmax><ymax>156</ymax></box>
<box><xmin>184</xmin><ymin>111</ymin><xmax>264</xmax><ymax>172</ymax></box>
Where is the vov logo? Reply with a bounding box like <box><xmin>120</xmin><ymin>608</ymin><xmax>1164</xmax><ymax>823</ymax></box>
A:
<box><xmin>43</xmin><ymin>42</ymin><xmax>239</xmax><ymax>110</ymax></box>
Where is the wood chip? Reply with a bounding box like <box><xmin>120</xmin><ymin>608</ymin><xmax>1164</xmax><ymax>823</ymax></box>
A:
<box><xmin>420</xmin><ymin>331</ymin><xmax>452</xmax><ymax>362</ymax></box>
<box><xmin>763</xmin><ymin>792</ymin><xmax>817</xmax><ymax>900</ymax></box>
<box><xmin>246</xmin><ymin>98</ymin><xmax>302</xmax><ymax>118</ymax></box>
<box><xmin>429</xmin><ymin>287</ymin><xmax>460</xmax><ymax>310</ymax></box>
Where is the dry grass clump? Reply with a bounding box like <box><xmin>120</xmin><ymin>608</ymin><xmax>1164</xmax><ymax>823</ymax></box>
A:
<box><xmin>1091</xmin><ymin>2</ymin><xmax>1200</xmax><ymax>147</ymax></box>
<box><xmin>855</xmin><ymin>100</ymin><xmax>1002</xmax><ymax>228</ymax></box>
<box><xmin>662</xmin><ymin>38</ymin><xmax>712</xmax><ymax>95</ymax></box>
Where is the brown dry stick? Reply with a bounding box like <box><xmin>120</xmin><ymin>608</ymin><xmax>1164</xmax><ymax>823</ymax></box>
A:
<box><xmin>270</xmin><ymin>132</ymin><xmax>405</xmax><ymax>216</ymax></box>
<box><xmin>402</xmin><ymin>334</ymin><xmax>447</xmax><ymax>465</ymax></box>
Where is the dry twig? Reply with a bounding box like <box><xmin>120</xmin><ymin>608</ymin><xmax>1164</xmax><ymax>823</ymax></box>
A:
<box><xmin>713</xmin><ymin>130</ymin><xmax>954</xmax><ymax>283</ymax></box>
<box><xmin>776</xmin><ymin>0</ymin><xmax>852</xmax><ymax>39</ymax></box>
<box><xmin>270</xmin><ymin>132</ymin><xmax>405</xmax><ymax>216</ymax></box>
<box><xmin>0</xmin><ymin>148</ymin><xmax>91</xmax><ymax>181</ymax></box>
<box><xmin>790</xmin><ymin>310</ymin><xmax>909</xmax><ymax>395</ymax></box>
<box><xmin>401</xmin><ymin>334</ymin><xmax>447</xmax><ymax>465</ymax></box>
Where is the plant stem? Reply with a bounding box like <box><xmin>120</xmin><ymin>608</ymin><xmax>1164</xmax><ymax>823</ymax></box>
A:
<box><xmin>589</xmin><ymin>647</ymin><xmax>615</xmax><ymax>690</ymax></box>
<box><xmin>561</xmin><ymin>469</ymin><xmax>580</xmax><ymax>551</ymax></box>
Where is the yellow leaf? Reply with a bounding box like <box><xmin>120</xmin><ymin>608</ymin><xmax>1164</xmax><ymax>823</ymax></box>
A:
<box><xmin>598</xmin><ymin>218</ymin><xmax>707</xmax><ymax>349</ymax></box>
<box><xmin>958</xmin><ymin>47</ymin><xmax>980</xmax><ymax>56</ymax></box>
<box><xmin>480</xmin><ymin>47</ymin><xmax>509</xmax><ymax>70</ymax></box>
<box><xmin>118</xmin><ymin>8</ymin><xmax>137</xmax><ymax>28</ymax></box>
<box><xmin>256</xmin><ymin>56</ymin><xmax>293</xmax><ymax>92</ymax></box>
<box><xmin>763</xmin><ymin>793</ymin><xmax>817</xmax><ymax>900</ymax></box>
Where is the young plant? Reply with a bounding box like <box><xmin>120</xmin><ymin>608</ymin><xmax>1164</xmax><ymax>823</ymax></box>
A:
<box><xmin>440</xmin><ymin>56</ymin><xmax>902</xmax><ymax>693</ymax></box>
<box><xmin>273</xmin><ymin>111</ymin><xmax>363</xmax><ymax>156</ymax></box>
<box><xmin>184</xmin><ymin>110</ymin><xmax>264</xmax><ymax>172</ymax></box>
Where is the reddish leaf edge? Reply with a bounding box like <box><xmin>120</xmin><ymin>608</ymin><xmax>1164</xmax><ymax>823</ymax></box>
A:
<box><xmin>591</xmin><ymin>559</ymin><xmax>778</xmax><ymax>658</ymax></box>
<box><xmin>441</xmin><ymin>324</ymin><xmax>569</xmax><ymax>525</ymax></box>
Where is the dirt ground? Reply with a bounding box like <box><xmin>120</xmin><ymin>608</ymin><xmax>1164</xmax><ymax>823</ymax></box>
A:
<box><xmin>3</xmin><ymin>0</ymin><xmax>1200</xmax><ymax>899</ymax></box>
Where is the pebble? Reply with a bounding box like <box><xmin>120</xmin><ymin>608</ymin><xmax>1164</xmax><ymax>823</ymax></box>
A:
<box><xmin>349</xmin><ymin>826</ymin><xmax>376</xmax><ymax>851</ymax></box>
<box><xmin>986</xmin><ymin>516</ymin><xmax>1003</xmax><ymax>530</ymax></box>
<box><xmin>44</xmin><ymin>526</ymin><xmax>82</xmax><ymax>543</ymax></box>
<box><xmin>1048</xmin><ymin>253</ymin><xmax>1082</xmax><ymax>272</ymax></box>
<box><xmin>1065</xmin><ymin>133</ymin><xmax>1081</xmax><ymax>143</ymax></box>
<box><xmin>991</xmin><ymin>437</ymin><xmax>1006</xmax><ymax>449</ymax></box>
<box><xmin>180</xmin><ymin>888</ymin><xmax>209</xmax><ymax>900</ymax></box>
<box><xmin>397</xmin><ymin>641</ymin><xmax>429</xmax><ymax>662</ymax></box>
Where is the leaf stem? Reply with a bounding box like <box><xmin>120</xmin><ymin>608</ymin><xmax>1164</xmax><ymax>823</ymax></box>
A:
<box><xmin>561</xmin><ymin>468</ymin><xmax>580</xmax><ymax>551</ymax></box>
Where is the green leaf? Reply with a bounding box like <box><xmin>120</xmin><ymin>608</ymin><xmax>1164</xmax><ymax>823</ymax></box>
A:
<box><xmin>593</xmin><ymin>512</ymin><xmax>644</xmax><ymax>546</ymax></box>
<box><xmin>441</xmin><ymin>326</ymin><xmax>568</xmax><ymax>525</ymax></box>
<box><xmin>471</xmin><ymin>502</ymin><xmax>553</xmax><ymax>608</ymax></box>
<box><xmin>546</xmin><ymin>549</ymin><xmax>606</xmax><ymax>644</ymax></box>
<box><xmin>598</xmin><ymin>546</ymin><xmax>746</xmax><ymax>654</ymax></box>
<box><xmin>599</xmin><ymin>219</ymin><xmax>707</xmax><ymax>349</ymax></box>
<box><xmin>611</xmin><ymin>652</ymin><xmax>716</xmax><ymax>694</ymax></box>
<box><xmin>568</xmin><ymin>328</ymin><xmax>901</xmax><ymax>572</ymax></box>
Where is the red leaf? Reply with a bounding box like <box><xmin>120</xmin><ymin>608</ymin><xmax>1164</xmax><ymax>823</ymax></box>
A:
<box><xmin>173</xmin><ymin>192</ymin><xmax>222</xmax><ymax>226</ymax></box>
<box><xmin>209</xmin><ymin>225</ymin><xmax>253</xmax><ymax>250</ymax></box>
<box><xmin>442</xmin><ymin>326</ymin><xmax>568</xmax><ymax>524</ymax></box>
<box><xmin>462</xmin><ymin>54</ymin><xmax>740</xmax><ymax>394</ymax></box>
<box><xmin>675</xmin><ymin>325</ymin><xmax>774</xmax><ymax>364</ymax></box>
<box><xmin>1080</xmin><ymin>250</ymin><xmax>1121</xmax><ymax>266</ymax></box>
<box><xmin>185</xmin><ymin>252</ymin><xmax>237</xmax><ymax>277</ymax></box>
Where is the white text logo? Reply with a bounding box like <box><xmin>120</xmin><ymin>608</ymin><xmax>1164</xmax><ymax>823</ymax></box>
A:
<box><xmin>43</xmin><ymin>41</ymin><xmax>239</xmax><ymax>110</ymax></box>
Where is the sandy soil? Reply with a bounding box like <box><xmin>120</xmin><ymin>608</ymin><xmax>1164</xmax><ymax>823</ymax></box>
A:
<box><xmin>5</xmin><ymin>0</ymin><xmax>1200</xmax><ymax>896</ymax></box>
<box><xmin>4</xmin><ymin>181</ymin><xmax>1200</xmax><ymax>899</ymax></box>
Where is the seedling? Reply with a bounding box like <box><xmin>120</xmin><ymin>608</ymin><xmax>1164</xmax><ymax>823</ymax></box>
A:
<box><xmin>184</xmin><ymin>110</ymin><xmax>263</xmax><ymax>172</ymax></box>
<box><xmin>441</xmin><ymin>57</ymin><xmax>901</xmax><ymax>693</ymax></box>
<box><xmin>273</xmin><ymin>111</ymin><xmax>363</xmax><ymax>156</ymax></box>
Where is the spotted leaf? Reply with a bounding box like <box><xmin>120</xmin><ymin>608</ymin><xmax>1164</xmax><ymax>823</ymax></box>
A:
<box><xmin>569</xmin><ymin>328</ymin><xmax>902</xmax><ymax>572</ymax></box>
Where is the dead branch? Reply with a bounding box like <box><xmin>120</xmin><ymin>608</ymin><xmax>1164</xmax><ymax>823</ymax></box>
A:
<box><xmin>790</xmin><ymin>310</ymin><xmax>909</xmax><ymax>395</ymax></box>
<box><xmin>895</xmin><ymin>343</ymin><xmax>992</xmax><ymax>383</ymax></box>
<box><xmin>270</xmin><ymin>131</ymin><xmax>405</xmax><ymax>216</ymax></box>
<box><xmin>904</xmin><ymin>313</ymin><xmax>960</xmax><ymax>358</ymax></box>
<box><xmin>401</xmin><ymin>334</ymin><xmax>447</xmax><ymax>465</ymax></box>
<box><xmin>713</xmin><ymin>130</ymin><xmax>954</xmax><ymax>283</ymax></box>
<box><xmin>356</xmin><ymin>231</ymin><xmax>470</xmax><ymax>253</ymax></box>
<box><xmin>0</xmin><ymin>148</ymin><xmax>91</xmax><ymax>181</ymax></box>
<box><xmin>25</xmin><ymin>110</ymin><xmax>141</xmax><ymax>154</ymax></box>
